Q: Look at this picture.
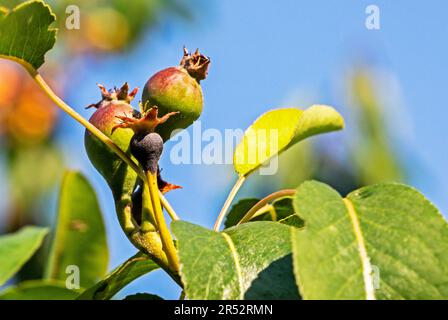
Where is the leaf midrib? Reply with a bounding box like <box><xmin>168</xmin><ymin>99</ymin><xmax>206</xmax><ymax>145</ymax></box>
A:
<box><xmin>343</xmin><ymin>198</ymin><xmax>376</xmax><ymax>300</ymax></box>
<box><xmin>221</xmin><ymin>232</ymin><xmax>244</xmax><ymax>299</ymax></box>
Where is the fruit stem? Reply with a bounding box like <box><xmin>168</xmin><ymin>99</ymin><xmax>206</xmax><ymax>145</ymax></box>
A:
<box><xmin>179</xmin><ymin>290</ymin><xmax>186</xmax><ymax>300</ymax></box>
<box><xmin>236</xmin><ymin>189</ymin><xmax>297</xmax><ymax>226</ymax></box>
<box><xmin>26</xmin><ymin>69</ymin><xmax>181</xmax><ymax>222</ymax></box>
<box><xmin>31</xmin><ymin>71</ymin><xmax>144</xmax><ymax>172</ymax></box>
<box><xmin>213</xmin><ymin>175</ymin><xmax>246</xmax><ymax>231</ymax></box>
<box><xmin>115</xmin><ymin>198</ymin><xmax>181</xmax><ymax>286</ymax></box>
<box><xmin>160</xmin><ymin>194</ymin><xmax>180</xmax><ymax>220</ymax></box>
<box><xmin>141</xmin><ymin>185</ymin><xmax>157</xmax><ymax>231</ymax></box>
<box><xmin>146</xmin><ymin>171</ymin><xmax>180</xmax><ymax>272</ymax></box>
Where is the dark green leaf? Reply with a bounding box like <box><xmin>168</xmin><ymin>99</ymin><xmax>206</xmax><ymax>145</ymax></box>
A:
<box><xmin>225</xmin><ymin>196</ymin><xmax>304</xmax><ymax>229</ymax></box>
<box><xmin>78</xmin><ymin>253</ymin><xmax>159</xmax><ymax>300</ymax></box>
<box><xmin>224</xmin><ymin>198</ymin><xmax>259</xmax><ymax>229</ymax></box>
<box><xmin>172</xmin><ymin>221</ymin><xmax>299</xmax><ymax>300</ymax></box>
<box><xmin>0</xmin><ymin>280</ymin><xmax>79</xmax><ymax>300</ymax></box>
<box><xmin>0</xmin><ymin>226</ymin><xmax>48</xmax><ymax>286</ymax></box>
<box><xmin>123</xmin><ymin>293</ymin><xmax>163</xmax><ymax>300</ymax></box>
<box><xmin>270</xmin><ymin>196</ymin><xmax>302</xmax><ymax>226</ymax></box>
<box><xmin>0</xmin><ymin>0</ymin><xmax>57</xmax><ymax>70</ymax></box>
<box><xmin>45</xmin><ymin>170</ymin><xmax>108</xmax><ymax>288</ymax></box>
<box><xmin>292</xmin><ymin>181</ymin><xmax>448</xmax><ymax>300</ymax></box>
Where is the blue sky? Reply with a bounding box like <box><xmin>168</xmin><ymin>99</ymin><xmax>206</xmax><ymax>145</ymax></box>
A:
<box><xmin>55</xmin><ymin>0</ymin><xmax>448</xmax><ymax>299</ymax></box>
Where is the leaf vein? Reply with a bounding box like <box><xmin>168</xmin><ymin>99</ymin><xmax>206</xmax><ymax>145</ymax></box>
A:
<box><xmin>343</xmin><ymin>198</ymin><xmax>376</xmax><ymax>300</ymax></box>
<box><xmin>221</xmin><ymin>232</ymin><xmax>244</xmax><ymax>300</ymax></box>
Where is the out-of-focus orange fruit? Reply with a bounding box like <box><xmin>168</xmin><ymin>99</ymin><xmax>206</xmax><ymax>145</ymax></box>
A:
<box><xmin>0</xmin><ymin>61</ymin><xmax>22</xmax><ymax>105</ymax></box>
<box><xmin>7</xmin><ymin>90</ymin><xmax>58</xmax><ymax>144</ymax></box>
<box><xmin>85</xmin><ymin>8</ymin><xmax>130</xmax><ymax>52</ymax></box>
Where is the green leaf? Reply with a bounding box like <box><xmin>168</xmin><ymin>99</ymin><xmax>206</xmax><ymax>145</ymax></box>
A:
<box><xmin>274</xmin><ymin>197</ymin><xmax>305</xmax><ymax>228</ymax></box>
<box><xmin>0</xmin><ymin>226</ymin><xmax>48</xmax><ymax>286</ymax></box>
<box><xmin>269</xmin><ymin>196</ymin><xmax>302</xmax><ymax>226</ymax></box>
<box><xmin>0</xmin><ymin>0</ymin><xmax>57</xmax><ymax>71</ymax></box>
<box><xmin>123</xmin><ymin>293</ymin><xmax>163</xmax><ymax>300</ymax></box>
<box><xmin>0</xmin><ymin>1</ymin><xmax>26</xmax><ymax>11</ymax></box>
<box><xmin>224</xmin><ymin>198</ymin><xmax>259</xmax><ymax>228</ymax></box>
<box><xmin>0</xmin><ymin>280</ymin><xmax>79</xmax><ymax>300</ymax></box>
<box><xmin>233</xmin><ymin>105</ymin><xmax>344</xmax><ymax>176</ymax></box>
<box><xmin>225</xmin><ymin>196</ymin><xmax>304</xmax><ymax>229</ymax></box>
<box><xmin>172</xmin><ymin>221</ymin><xmax>299</xmax><ymax>300</ymax></box>
<box><xmin>292</xmin><ymin>181</ymin><xmax>448</xmax><ymax>300</ymax></box>
<box><xmin>78</xmin><ymin>253</ymin><xmax>159</xmax><ymax>300</ymax></box>
<box><xmin>45</xmin><ymin>170</ymin><xmax>108</xmax><ymax>288</ymax></box>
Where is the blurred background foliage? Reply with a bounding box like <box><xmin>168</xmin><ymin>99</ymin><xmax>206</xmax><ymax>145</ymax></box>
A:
<box><xmin>0</xmin><ymin>0</ymin><xmax>193</xmax><ymax>232</ymax></box>
<box><xmin>0</xmin><ymin>0</ymin><xmax>194</xmax><ymax>281</ymax></box>
<box><xmin>249</xmin><ymin>66</ymin><xmax>406</xmax><ymax>198</ymax></box>
<box><xmin>0</xmin><ymin>0</ymin><xmax>445</xmax><ymax>299</ymax></box>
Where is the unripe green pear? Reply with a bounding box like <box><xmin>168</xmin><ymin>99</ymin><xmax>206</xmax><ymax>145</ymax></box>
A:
<box><xmin>142</xmin><ymin>48</ymin><xmax>210</xmax><ymax>141</ymax></box>
<box><xmin>84</xmin><ymin>83</ymin><xmax>139</xmax><ymax>200</ymax></box>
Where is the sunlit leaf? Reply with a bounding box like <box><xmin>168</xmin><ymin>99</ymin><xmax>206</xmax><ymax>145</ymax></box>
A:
<box><xmin>172</xmin><ymin>221</ymin><xmax>299</xmax><ymax>300</ymax></box>
<box><xmin>78</xmin><ymin>253</ymin><xmax>159</xmax><ymax>300</ymax></box>
<box><xmin>0</xmin><ymin>226</ymin><xmax>48</xmax><ymax>286</ymax></box>
<box><xmin>233</xmin><ymin>105</ymin><xmax>344</xmax><ymax>176</ymax></box>
<box><xmin>45</xmin><ymin>170</ymin><xmax>108</xmax><ymax>288</ymax></box>
<box><xmin>0</xmin><ymin>0</ymin><xmax>57</xmax><ymax>71</ymax></box>
<box><xmin>292</xmin><ymin>181</ymin><xmax>448</xmax><ymax>300</ymax></box>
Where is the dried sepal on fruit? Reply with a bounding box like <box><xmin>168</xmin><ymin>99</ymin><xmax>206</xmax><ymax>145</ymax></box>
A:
<box><xmin>112</xmin><ymin>105</ymin><xmax>179</xmax><ymax>135</ymax></box>
<box><xmin>86</xmin><ymin>82</ymin><xmax>139</xmax><ymax>110</ymax></box>
<box><xmin>179</xmin><ymin>47</ymin><xmax>211</xmax><ymax>82</ymax></box>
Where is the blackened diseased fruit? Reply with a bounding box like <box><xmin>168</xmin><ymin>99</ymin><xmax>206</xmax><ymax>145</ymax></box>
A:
<box><xmin>112</xmin><ymin>106</ymin><xmax>180</xmax><ymax>175</ymax></box>
<box><xmin>141</xmin><ymin>47</ymin><xmax>210</xmax><ymax>141</ymax></box>
<box><xmin>131</xmin><ymin>132</ymin><xmax>163</xmax><ymax>174</ymax></box>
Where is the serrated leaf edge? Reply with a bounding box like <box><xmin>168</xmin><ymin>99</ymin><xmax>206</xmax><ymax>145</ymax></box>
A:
<box><xmin>0</xmin><ymin>0</ymin><xmax>58</xmax><ymax>72</ymax></box>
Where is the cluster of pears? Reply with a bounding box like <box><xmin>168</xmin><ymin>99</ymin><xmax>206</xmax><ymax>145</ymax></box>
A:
<box><xmin>84</xmin><ymin>48</ymin><xmax>210</xmax><ymax>227</ymax></box>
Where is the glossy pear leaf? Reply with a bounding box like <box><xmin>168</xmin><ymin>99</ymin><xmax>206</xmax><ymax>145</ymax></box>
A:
<box><xmin>224</xmin><ymin>196</ymin><xmax>304</xmax><ymax>229</ymax></box>
<box><xmin>233</xmin><ymin>105</ymin><xmax>344</xmax><ymax>176</ymax></box>
<box><xmin>0</xmin><ymin>226</ymin><xmax>48</xmax><ymax>286</ymax></box>
<box><xmin>172</xmin><ymin>221</ymin><xmax>299</xmax><ymax>300</ymax></box>
<box><xmin>78</xmin><ymin>253</ymin><xmax>159</xmax><ymax>300</ymax></box>
<box><xmin>45</xmin><ymin>171</ymin><xmax>108</xmax><ymax>288</ymax></box>
<box><xmin>0</xmin><ymin>280</ymin><xmax>79</xmax><ymax>300</ymax></box>
<box><xmin>0</xmin><ymin>0</ymin><xmax>57</xmax><ymax>70</ymax></box>
<box><xmin>292</xmin><ymin>181</ymin><xmax>448</xmax><ymax>300</ymax></box>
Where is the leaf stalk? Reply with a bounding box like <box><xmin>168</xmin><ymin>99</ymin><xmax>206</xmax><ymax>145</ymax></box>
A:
<box><xmin>213</xmin><ymin>175</ymin><xmax>246</xmax><ymax>231</ymax></box>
